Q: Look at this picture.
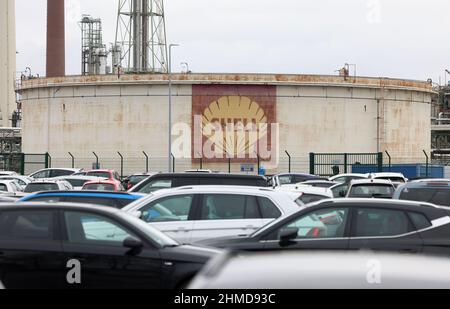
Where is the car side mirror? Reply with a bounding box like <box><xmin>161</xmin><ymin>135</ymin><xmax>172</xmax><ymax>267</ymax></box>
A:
<box><xmin>123</xmin><ymin>237</ymin><xmax>143</xmax><ymax>250</ymax></box>
<box><xmin>279</xmin><ymin>228</ymin><xmax>299</xmax><ymax>246</ymax></box>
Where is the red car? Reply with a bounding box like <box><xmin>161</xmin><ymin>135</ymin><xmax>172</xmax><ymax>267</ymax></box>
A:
<box><xmin>82</xmin><ymin>179</ymin><xmax>124</xmax><ymax>192</ymax></box>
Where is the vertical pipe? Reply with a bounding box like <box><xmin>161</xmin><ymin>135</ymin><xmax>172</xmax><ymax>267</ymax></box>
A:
<box><xmin>46</xmin><ymin>0</ymin><xmax>66</xmax><ymax>77</ymax></box>
<box><xmin>143</xmin><ymin>151</ymin><xmax>149</xmax><ymax>173</ymax></box>
<box><xmin>68</xmin><ymin>152</ymin><xmax>75</xmax><ymax>168</ymax></box>
<box><xmin>285</xmin><ymin>151</ymin><xmax>291</xmax><ymax>173</ymax></box>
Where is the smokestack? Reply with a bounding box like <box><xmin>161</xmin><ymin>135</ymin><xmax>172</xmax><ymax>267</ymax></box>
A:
<box><xmin>0</xmin><ymin>0</ymin><xmax>16</xmax><ymax>127</ymax></box>
<box><xmin>46</xmin><ymin>0</ymin><xmax>65</xmax><ymax>77</ymax></box>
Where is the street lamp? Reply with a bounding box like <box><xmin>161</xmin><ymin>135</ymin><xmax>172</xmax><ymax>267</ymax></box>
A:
<box><xmin>168</xmin><ymin>44</ymin><xmax>180</xmax><ymax>173</ymax></box>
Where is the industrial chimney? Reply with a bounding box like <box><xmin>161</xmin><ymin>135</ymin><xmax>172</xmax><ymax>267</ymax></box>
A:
<box><xmin>46</xmin><ymin>0</ymin><xmax>65</xmax><ymax>77</ymax></box>
<box><xmin>0</xmin><ymin>0</ymin><xmax>16</xmax><ymax>127</ymax></box>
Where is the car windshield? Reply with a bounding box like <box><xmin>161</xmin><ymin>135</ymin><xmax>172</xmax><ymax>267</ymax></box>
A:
<box><xmin>25</xmin><ymin>183</ymin><xmax>59</xmax><ymax>193</ymax></box>
<box><xmin>116</xmin><ymin>211</ymin><xmax>179</xmax><ymax>247</ymax></box>
<box><xmin>65</xmin><ymin>179</ymin><xmax>91</xmax><ymax>187</ymax></box>
<box><xmin>83</xmin><ymin>183</ymin><xmax>116</xmax><ymax>191</ymax></box>
<box><xmin>399</xmin><ymin>187</ymin><xmax>450</xmax><ymax>206</ymax></box>
<box><xmin>349</xmin><ymin>185</ymin><xmax>394</xmax><ymax>198</ymax></box>
<box><xmin>376</xmin><ymin>177</ymin><xmax>405</xmax><ymax>183</ymax></box>
<box><xmin>87</xmin><ymin>172</ymin><xmax>110</xmax><ymax>179</ymax></box>
<box><xmin>129</xmin><ymin>175</ymin><xmax>149</xmax><ymax>185</ymax></box>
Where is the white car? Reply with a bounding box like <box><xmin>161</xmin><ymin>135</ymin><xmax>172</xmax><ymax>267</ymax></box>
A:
<box><xmin>54</xmin><ymin>176</ymin><xmax>107</xmax><ymax>190</ymax></box>
<box><xmin>276</xmin><ymin>185</ymin><xmax>333</xmax><ymax>204</ymax></box>
<box><xmin>0</xmin><ymin>180</ymin><xmax>25</xmax><ymax>197</ymax></box>
<box><xmin>367</xmin><ymin>172</ymin><xmax>407</xmax><ymax>183</ymax></box>
<box><xmin>123</xmin><ymin>186</ymin><xmax>302</xmax><ymax>243</ymax></box>
<box><xmin>346</xmin><ymin>179</ymin><xmax>396</xmax><ymax>199</ymax></box>
<box><xmin>329</xmin><ymin>173</ymin><xmax>368</xmax><ymax>184</ymax></box>
<box><xmin>29</xmin><ymin>168</ymin><xmax>81</xmax><ymax>179</ymax></box>
<box><xmin>0</xmin><ymin>175</ymin><xmax>32</xmax><ymax>190</ymax></box>
<box><xmin>0</xmin><ymin>171</ymin><xmax>18</xmax><ymax>176</ymax></box>
<box><xmin>24</xmin><ymin>179</ymin><xmax>73</xmax><ymax>193</ymax></box>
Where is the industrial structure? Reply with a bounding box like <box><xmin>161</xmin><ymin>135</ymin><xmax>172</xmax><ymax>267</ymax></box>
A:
<box><xmin>0</xmin><ymin>0</ymin><xmax>17</xmax><ymax>128</ymax></box>
<box><xmin>80</xmin><ymin>15</ymin><xmax>109</xmax><ymax>75</ymax></box>
<box><xmin>17</xmin><ymin>74</ymin><xmax>435</xmax><ymax>174</ymax></box>
<box><xmin>46</xmin><ymin>0</ymin><xmax>65</xmax><ymax>77</ymax></box>
<box><xmin>115</xmin><ymin>0</ymin><xmax>168</xmax><ymax>73</ymax></box>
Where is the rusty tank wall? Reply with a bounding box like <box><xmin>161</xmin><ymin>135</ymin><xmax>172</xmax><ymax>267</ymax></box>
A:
<box><xmin>17</xmin><ymin>74</ymin><xmax>434</xmax><ymax>174</ymax></box>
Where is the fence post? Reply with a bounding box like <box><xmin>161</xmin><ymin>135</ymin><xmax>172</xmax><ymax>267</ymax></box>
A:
<box><xmin>344</xmin><ymin>153</ymin><xmax>348</xmax><ymax>174</ymax></box>
<box><xmin>385</xmin><ymin>150</ymin><xmax>391</xmax><ymax>172</ymax></box>
<box><xmin>199</xmin><ymin>157</ymin><xmax>203</xmax><ymax>170</ymax></box>
<box><xmin>257</xmin><ymin>154</ymin><xmax>261</xmax><ymax>174</ymax></box>
<box><xmin>309</xmin><ymin>153</ymin><xmax>315</xmax><ymax>175</ymax></box>
<box><xmin>172</xmin><ymin>154</ymin><xmax>175</xmax><ymax>173</ymax></box>
<box><xmin>423</xmin><ymin>150</ymin><xmax>429</xmax><ymax>178</ymax></box>
<box><xmin>228</xmin><ymin>158</ymin><xmax>231</xmax><ymax>174</ymax></box>
<box><xmin>20</xmin><ymin>153</ymin><xmax>25</xmax><ymax>175</ymax></box>
<box><xmin>377</xmin><ymin>152</ymin><xmax>384</xmax><ymax>173</ymax></box>
<box><xmin>285</xmin><ymin>150</ymin><xmax>291</xmax><ymax>173</ymax></box>
<box><xmin>92</xmin><ymin>152</ymin><xmax>99</xmax><ymax>169</ymax></box>
<box><xmin>68</xmin><ymin>152</ymin><xmax>75</xmax><ymax>169</ymax></box>
<box><xmin>45</xmin><ymin>153</ymin><xmax>52</xmax><ymax>169</ymax></box>
<box><xmin>118</xmin><ymin>152</ymin><xmax>124</xmax><ymax>179</ymax></box>
<box><xmin>143</xmin><ymin>151</ymin><xmax>149</xmax><ymax>173</ymax></box>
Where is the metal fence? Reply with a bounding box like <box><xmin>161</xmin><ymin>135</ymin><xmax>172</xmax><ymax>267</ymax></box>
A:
<box><xmin>310</xmin><ymin>153</ymin><xmax>383</xmax><ymax>177</ymax></box>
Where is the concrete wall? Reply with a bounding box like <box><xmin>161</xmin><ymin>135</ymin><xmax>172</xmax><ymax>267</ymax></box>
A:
<box><xmin>0</xmin><ymin>0</ymin><xmax>16</xmax><ymax>127</ymax></box>
<box><xmin>18</xmin><ymin>74</ymin><xmax>434</xmax><ymax>174</ymax></box>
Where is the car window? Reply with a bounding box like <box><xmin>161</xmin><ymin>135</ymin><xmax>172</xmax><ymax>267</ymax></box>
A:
<box><xmin>64</xmin><ymin>212</ymin><xmax>136</xmax><ymax>246</ymax></box>
<box><xmin>0</xmin><ymin>184</ymin><xmax>8</xmax><ymax>192</ymax></box>
<box><xmin>0</xmin><ymin>211</ymin><xmax>54</xmax><ymax>241</ymax></box>
<box><xmin>408</xmin><ymin>212</ymin><xmax>432</xmax><ymax>230</ymax></box>
<box><xmin>64</xmin><ymin>196</ymin><xmax>118</xmax><ymax>208</ymax></box>
<box><xmin>31</xmin><ymin>170</ymin><xmax>50</xmax><ymax>179</ymax></box>
<box><xmin>83</xmin><ymin>183</ymin><xmax>116</xmax><ymax>191</ymax></box>
<box><xmin>331</xmin><ymin>184</ymin><xmax>349</xmax><ymax>198</ymax></box>
<box><xmin>258</xmin><ymin>197</ymin><xmax>282</xmax><ymax>219</ymax></box>
<box><xmin>376</xmin><ymin>177</ymin><xmax>405</xmax><ymax>183</ymax></box>
<box><xmin>278</xmin><ymin>176</ymin><xmax>293</xmax><ymax>185</ymax></box>
<box><xmin>399</xmin><ymin>187</ymin><xmax>450</xmax><ymax>207</ymax></box>
<box><xmin>200</xmin><ymin>194</ymin><xmax>260</xmax><ymax>220</ymax></box>
<box><xmin>65</xmin><ymin>179</ymin><xmax>91</xmax><ymax>187</ymax></box>
<box><xmin>129</xmin><ymin>175</ymin><xmax>149</xmax><ymax>185</ymax></box>
<box><xmin>25</xmin><ymin>183</ymin><xmax>59</xmax><ymax>193</ymax></box>
<box><xmin>86</xmin><ymin>172</ymin><xmax>111</xmax><ymax>179</ymax></box>
<box><xmin>52</xmin><ymin>170</ymin><xmax>74</xmax><ymax>177</ymax></box>
<box><xmin>27</xmin><ymin>196</ymin><xmax>63</xmax><ymax>203</ymax></box>
<box><xmin>299</xmin><ymin>194</ymin><xmax>329</xmax><ymax>204</ymax></box>
<box><xmin>138</xmin><ymin>179</ymin><xmax>173</xmax><ymax>194</ymax></box>
<box><xmin>348</xmin><ymin>185</ymin><xmax>394</xmax><ymax>198</ymax></box>
<box><xmin>141</xmin><ymin>195</ymin><xmax>194</xmax><ymax>223</ymax></box>
<box><xmin>355</xmin><ymin>208</ymin><xmax>413</xmax><ymax>237</ymax></box>
<box><xmin>272</xmin><ymin>208</ymin><xmax>349</xmax><ymax>240</ymax></box>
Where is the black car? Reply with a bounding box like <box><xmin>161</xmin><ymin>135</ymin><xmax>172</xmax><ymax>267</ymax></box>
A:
<box><xmin>129</xmin><ymin>173</ymin><xmax>269</xmax><ymax>194</ymax></box>
<box><xmin>198</xmin><ymin>199</ymin><xmax>450</xmax><ymax>254</ymax></box>
<box><xmin>0</xmin><ymin>203</ymin><xmax>220</xmax><ymax>289</ymax></box>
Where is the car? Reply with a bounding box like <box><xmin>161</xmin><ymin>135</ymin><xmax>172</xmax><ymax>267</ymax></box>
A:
<box><xmin>54</xmin><ymin>176</ymin><xmax>107</xmax><ymax>190</ymax></box>
<box><xmin>368</xmin><ymin>172</ymin><xmax>407</xmax><ymax>187</ymax></box>
<box><xmin>0</xmin><ymin>203</ymin><xmax>220</xmax><ymax>289</ymax></box>
<box><xmin>0</xmin><ymin>175</ymin><xmax>33</xmax><ymax>190</ymax></box>
<box><xmin>18</xmin><ymin>191</ymin><xmax>144</xmax><ymax>209</ymax></box>
<box><xmin>346</xmin><ymin>179</ymin><xmax>396</xmax><ymax>199</ymax></box>
<box><xmin>0</xmin><ymin>180</ymin><xmax>25</xmax><ymax>197</ymax></box>
<box><xmin>276</xmin><ymin>185</ymin><xmax>333</xmax><ymax>204</ymax></box>
<box><xmin>122</xmin><ymin>173</ymin><xmax>155</xmax><ymax>190</ymax></box>
<box><xmin>123</xmin><ymin>186</ymin><xmax>302</xmax><ymax>243</ymax></box>
<box><xmin>269</xmin><ymin>173</ymin><xmax>324</xmax><ymax>187</ymax></box>
<box><xmin>29</xmin><ymin>168</ymin><xmax>82</xmax><ymax>179</ymax></box>
<box><xmin>298</xmin><ymin>180</ymin><xmax>338</xmax><ymax>188</ymax></box>
<box><xmin>329</xmin><ymin>173</ymin><xmax>368</xmax><ymax>184</ymax></box>
<box><xmin>85</xmin><ymin>169</ymin><xmax>123</xmax><ymax>189</ymax></box>
<box><xmin>330</xmin><ymin>182</ymin><xmax>350</xmax><ymax>198</ymax></box>
<box><xmin>82</xmin><ymin>179</ymin><xmax>125</xmax><ymax>192</ymax></box>
<box><xmin>197</xmin><ymin>199</ymin><xmax>450</xmax><ymax>255</ymax></box>
<box><xmin>188</xmin><ymin>251</ymin><xmax>450</xmax><ymax>289</ymax></box>
<box><xmin>24</xmin><ymin>179</ymin><xmax>73</xmax><ymax>193</ymax></box>
<box><xmin>393</xmin><ymin>180</ymin><xmax>450</xmax><ymax>207</ymax></box>
<box><xmin>129</xmin><ymin>173</ymin><xmax>269</xmax><ymax>194</ymax></box>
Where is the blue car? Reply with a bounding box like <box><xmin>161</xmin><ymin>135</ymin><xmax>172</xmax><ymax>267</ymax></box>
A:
<box><xmin>393</xmin><ymin>180</ymin><xmax>450</xmax><ymax>207</ymax></box>
<box><xmin>18</xmin><ymin>191</ymin><xmax>144</xmax><ymax>209</ymax></box>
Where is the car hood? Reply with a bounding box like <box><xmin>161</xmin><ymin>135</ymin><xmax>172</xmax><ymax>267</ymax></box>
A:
<box><xmin>160</xmin><ymin>244</ymin><xmax>223</xmax><ymax>264</ymax></box>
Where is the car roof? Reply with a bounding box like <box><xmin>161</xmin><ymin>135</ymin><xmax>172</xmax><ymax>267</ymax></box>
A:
<box><xmin>369</xmin><ymin>172</ymin><xmax>406</xmax><ymax>178</ymax></box>
<box><xmin>193</xmin><ymin>251</ymin><xmax>450</xmax><ymax>289</ymax></box>
<box><xmin>87</xmin><ymin>169</ymin><xmax>114</xmax><ymax>173</ymax></box>
<box><xmin>24</xmin><ymin>190</ymin><xmax>139</xmax><ymax>197</ymax></box>
<box><xmin>314</xmin><ymin>198</ymin><xmax>444</xmax><ymax>210</ymax></box>
<box><xmin>276</xmin><ymin>185</ymin><xmax>333</xmax><ymax>196</ymax></box>
<box><xmin>83</xmin><ymin>179</ymin><xmax>117</xmax><ymax>185</ymax></box>
<box><xmin>150</xmin><ymin>173</ymin><xmax>267</xmax><ymax>179</ymax></box>
<box><xmin>170</xmin><ymin>185</ymin><xmax>278</xmax><ymax>194</ymax></box>
<box><xmin>349</xmin><ymin>179</ymin><xmax>395</xmax><ymax>186</ymax></box>
<box><xmin>0</xmin><ymin>202</ymin><xmax>122</xmax><ymax>214</ymax></box>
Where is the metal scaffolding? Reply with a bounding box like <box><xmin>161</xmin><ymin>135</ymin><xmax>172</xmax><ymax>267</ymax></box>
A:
<box><xmin>80</xmin><ymin>15</ymin><xmax>108</xmax><ymax>75</ymax></box>
<box><xmin>114</xmin><ymin>0</ymin><xmax>168</xmax><ymax>73</ymax></box>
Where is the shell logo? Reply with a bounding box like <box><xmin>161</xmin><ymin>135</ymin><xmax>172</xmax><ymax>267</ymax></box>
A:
<box><xmin>201</xmin><ymin>96</ymin><xmax>268</xmax><ymax>157</ymax></box>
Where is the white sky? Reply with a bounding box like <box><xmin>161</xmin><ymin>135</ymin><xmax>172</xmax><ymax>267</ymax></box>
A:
<box><xmin>14</xmin><ymin>0</ymin><xmax>450</xmax><ymax>83</ymax></box>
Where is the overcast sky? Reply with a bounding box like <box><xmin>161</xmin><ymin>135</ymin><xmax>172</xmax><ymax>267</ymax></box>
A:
<box><xmin>14</xmin><ymin>0</ymin><xmax>450</xmax><ymax>83</ymax></box>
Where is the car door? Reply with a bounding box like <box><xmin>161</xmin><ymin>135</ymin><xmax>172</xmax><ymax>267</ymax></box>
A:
<box><xmin>0</xmin><ymin>209</ymin><xmax>66</xmax><ymax>289</ymax></box>
<box><xmin>191</xmin><ymin>194</ymin><xmax>264</xmax><ymax>242</ymax></box>
<box><xmin>349</xmin><ymin>207</ymin><xmax>423</xmax><ymax>253</ymax></box>
<box><xmin>139</xmin><ymin>194</ymin><xmax>197</xmax><ymax>243</ymax></box>
<box><xmin>260</xmin><ymin>207</ymin><xmax>351</xmax><ymax>250</ymax></box>
<box><xmin>61</xmin><ymin>210</ymin><xmax>162</xmax><ymax>289</ymax></box>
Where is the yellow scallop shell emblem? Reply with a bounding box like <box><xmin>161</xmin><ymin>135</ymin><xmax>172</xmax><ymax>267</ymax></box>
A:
<box><xmin>202</xmin><ymin>96</ymin><xmax>268</xmax><ymax>156</ymax></box>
